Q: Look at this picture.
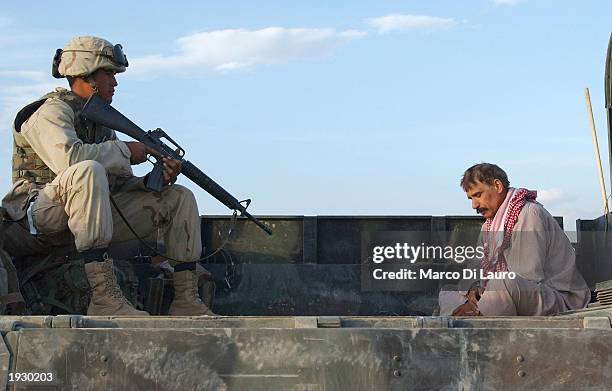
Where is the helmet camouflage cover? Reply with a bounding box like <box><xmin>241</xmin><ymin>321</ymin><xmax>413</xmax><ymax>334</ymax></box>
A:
<box><xmin>54</xmin><ymin>36</ymin><xmax>128</xmax><ymax>78</ymax></box>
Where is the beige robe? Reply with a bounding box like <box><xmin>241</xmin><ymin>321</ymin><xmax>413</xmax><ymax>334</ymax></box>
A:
<box><xmin>439</xmin><ymin>202</ymin><xmax>590</xmax><ymax>316</ymax></box>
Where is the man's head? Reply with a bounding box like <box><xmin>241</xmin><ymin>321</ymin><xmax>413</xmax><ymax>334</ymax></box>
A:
<box><xmin>460</xmin><ymin>163</ymin><xmax>510</xmax><ymax>219</ymax></box>
<box><xmin>52</xmin><ymin>36</ymin><xmax>128</xmax><ymax>103</ymax></box>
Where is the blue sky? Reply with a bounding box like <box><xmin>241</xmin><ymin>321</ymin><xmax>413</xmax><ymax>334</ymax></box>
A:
<box><xmin>1</xmin><ymin>0</ymin><xmax>611</xmax><ymax>228</ymax></box>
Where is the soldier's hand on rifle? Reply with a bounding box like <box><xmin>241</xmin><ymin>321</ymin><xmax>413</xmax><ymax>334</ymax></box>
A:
<box><xmin>125</xmin><ymin>141</ymin><xmax>148</xmax><ymax>164</ymax></box>
<box><xmin>142</xmin><ymin>146</ymin><xmax>181</xmax><ymax>185</ymax></box>
<box><xmin>162</xmin><ymin>157</ymin><xmax>182</xmax><ymax>184</ymax></box>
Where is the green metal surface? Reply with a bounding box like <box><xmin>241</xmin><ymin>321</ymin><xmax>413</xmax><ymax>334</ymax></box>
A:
<box><xmin>0</xmin><ymin>214</ymin><xmax>608</xmax><ymax>389</ymax></box>
<box><xmin>0</xmin><ymin>314</ymin><xmax>609</xmax><ymax>390</ymax></box>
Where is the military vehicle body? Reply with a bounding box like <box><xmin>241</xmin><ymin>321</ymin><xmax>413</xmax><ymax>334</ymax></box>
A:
<box><xmin>0</xmin><ymin>214</ymin><xmax>610</xmax><ymax>390</ymax></box>
<box><xmin>0</xmin><ymin>28</ymin><xmax>611</xmax><ymax>391</ymax></box>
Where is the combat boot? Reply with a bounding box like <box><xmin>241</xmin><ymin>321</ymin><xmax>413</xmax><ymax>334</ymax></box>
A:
<box><xmin>169</xmin><ymin>269</ymin><xmax>217</xmax><ymax>316</ymax></box>
<box><xmin>85</xmin><ymin>257</ymin><xmax>149</xmax><ymax>316</ymax></box>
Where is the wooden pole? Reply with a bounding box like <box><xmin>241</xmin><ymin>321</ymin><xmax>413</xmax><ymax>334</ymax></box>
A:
<box><xmin>584</xmin><ymin>87</ymin><xmax>609</xmax><ymax>214</ymax></box>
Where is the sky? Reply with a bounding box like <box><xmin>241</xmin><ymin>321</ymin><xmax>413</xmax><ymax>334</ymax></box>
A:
<box><xmin>1</xmin><ymin>0</ymin><xmax>611</xmax><ymax>230</ymax></box>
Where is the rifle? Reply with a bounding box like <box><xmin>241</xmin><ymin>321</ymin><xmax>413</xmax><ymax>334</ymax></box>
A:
<box><xmin>80</xmin><ymin>94</ymin><xmax>272</xmax><ymax>236</ymax></box>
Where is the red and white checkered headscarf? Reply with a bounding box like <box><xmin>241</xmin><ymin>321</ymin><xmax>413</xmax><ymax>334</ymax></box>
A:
<box><xmin>481</xmin><ymin>187</ymin><xmax>537</xmax><ymax>275</ymax></box>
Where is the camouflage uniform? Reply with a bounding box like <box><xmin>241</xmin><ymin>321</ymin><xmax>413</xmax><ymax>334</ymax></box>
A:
<box><xmin>3</xmin><ymin>36</ymin><xmax>213</xmax><ymax>316</ymax></box>
<box><xmin>8</xmin><ymin>87</ymin><xmax>202</xmax><ymax>261</ymax></box>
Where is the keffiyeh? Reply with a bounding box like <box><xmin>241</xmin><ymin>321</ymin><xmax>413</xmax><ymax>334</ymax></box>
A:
<box><xmin>481</xmin><ymin>187</ymin><xmax>537</xmax><ymax>275</ymax></box>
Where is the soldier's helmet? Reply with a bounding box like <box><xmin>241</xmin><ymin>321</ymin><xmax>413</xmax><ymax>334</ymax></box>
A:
<box><xmin>52</xmin><ymin>36</ymin><xmax>128</xmax><ymax>78</ymax></box>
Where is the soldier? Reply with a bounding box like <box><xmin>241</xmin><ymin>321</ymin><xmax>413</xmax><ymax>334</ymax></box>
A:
<box><xmin>2</xmin><ymin>36</ymin><xmax>214</xmax><ymax>316</ymax></box>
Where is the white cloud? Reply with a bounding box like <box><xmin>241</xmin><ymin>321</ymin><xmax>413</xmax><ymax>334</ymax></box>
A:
<box><xmin>0</xmin><ymin>71</ymin><xmax>58</xmax><ymax>133</ymax></box>
<box><xmin>366</xmin><ymin>14</ymin><xmax>457</xmax><ymax>34</ymax></box>
<box><xmin>0</xmin><ymin>17</ymin><xmax>66</xmax><ymax>137</ymax></box>
<box><xmin>538</xmin><ymin>188</ymin><xmax>567</xmax><ymax>204</ymax></box>
<box><xmin>131</xmin><ymin>27</ymin><xmax>367</xmax><ymax>75</ymax></box>
<box><xmin>534</xmin><ymin>188</ymin><xmax>603</xmax><ymax>234</ymax></box>
<box><xmin>493</xmin><ymin>0</ymin><xmax>526</xmax><ymax>5</ymax></box>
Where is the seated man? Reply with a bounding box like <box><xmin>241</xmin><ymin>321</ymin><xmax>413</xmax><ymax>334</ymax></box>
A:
<box><xmin>439</xmin><ymin>163</ymin><xmax>590</xmax><ymax>316</ymax></box>
<box><xmin>2</xmin><ymin>36</ymin><xmax>213</xmax><ymax>316</ymax></box>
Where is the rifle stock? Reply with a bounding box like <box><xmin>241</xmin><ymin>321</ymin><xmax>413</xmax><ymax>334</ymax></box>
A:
<box><xmin>80</xmin><ymin>94</ymin><xmax>272</xmax><ymax>236</ymax></box>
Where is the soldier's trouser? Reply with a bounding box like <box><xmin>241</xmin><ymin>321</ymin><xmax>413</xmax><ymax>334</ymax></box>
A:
<box><xmin>438</xmin><ymin>275</ymin><xmax>570</xmax><ymax>316</ymax></box>
<box><xmin>31</xmin><ymin>160</ymin><xmax>201</xmax><ymax>263</ymax></box>
<box><xmin>109</xmin><ymin>177</ymin><xmax>202</xmax><ymax>263</ymax></box>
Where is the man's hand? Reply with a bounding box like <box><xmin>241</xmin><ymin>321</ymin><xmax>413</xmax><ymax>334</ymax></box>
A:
<box><xmin>466</xmin><ymin>285</ymin><xmax>483</xmax><ymax>306</ymax></box>
<box><xmin>146</xmin><ymin>146</ymin><xmax>182</xmax><ymax>184</ymax></box>
<box><xmin>125</xmin><ymin>141</ymin><xmax>148</xmax><ymax>165</ymax></box>
<box><xmin>162</xmin><ymin>156</ymin><xmax>182</xmax><ymax>184</ymax></box>
<box><xmin>451</xmin><ymin>301</ymin><xmax>481</xmax><ymax>316</ymax></box>
<box><xmin>451</xmin><ymin>286</ymin><xmax>483</xmax><ymax>316</ymax></box>
<box><xmin>126</xmin><ymin>142</ymin><xmax>182</xmax><ymax>185</ymax></box>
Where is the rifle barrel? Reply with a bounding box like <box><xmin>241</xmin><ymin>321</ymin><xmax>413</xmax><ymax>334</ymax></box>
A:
<box><xmin>181</xmin><ymin>161</ymin><xmax>273</xmax><ymax>235</ymax></box>
<box><xmin>81</xmin><ymin>94</ymin><xmax>273</xmax><ymax>235</ymax></box>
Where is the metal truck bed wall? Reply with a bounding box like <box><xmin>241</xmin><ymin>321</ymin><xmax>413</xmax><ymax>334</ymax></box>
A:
<box><xmin>1</xmin><ymin>214</ymin><xmax>610</xmax><ymax>390</ymax></box>
<box><xmin>577</xmin><ymin>214</ymin><xmax>612</xmax><ymax>288</ymax></box>
<box><xmin>0</xmin><ymin>313</ymin><xmax>610</xmax><ymax>390</ymax></box>
<box><xmin>200</xmin><ymin>215</ymin><xmax>568</xmax><ymax>316</ymax></box>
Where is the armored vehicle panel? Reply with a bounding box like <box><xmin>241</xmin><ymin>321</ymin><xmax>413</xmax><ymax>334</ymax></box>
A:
<box><xmin>0</xmin><ymin>214</ymin><xmax>610</xmax><ymax>390</ymax></box>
